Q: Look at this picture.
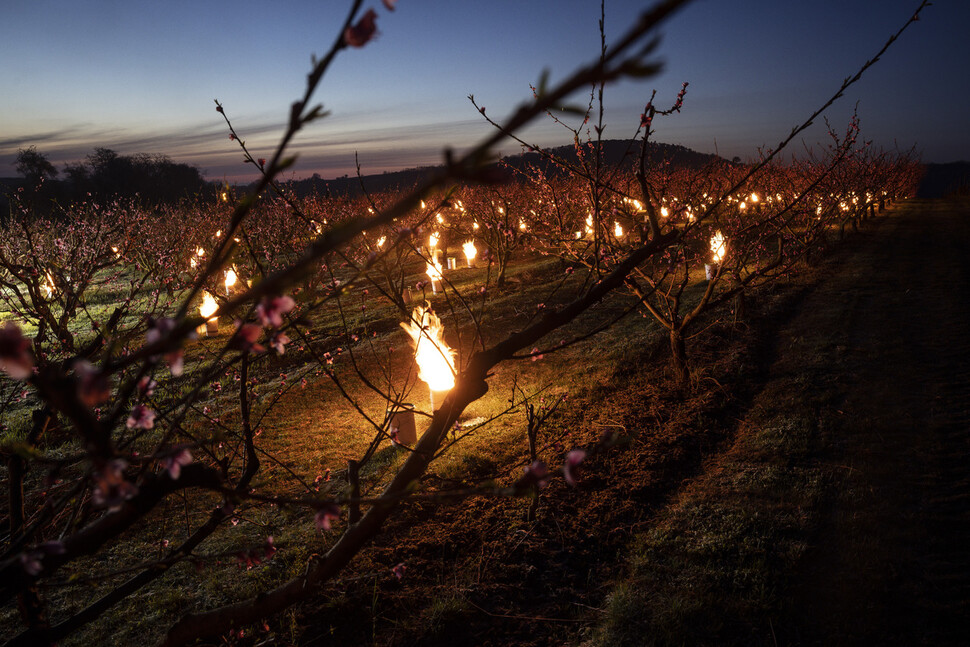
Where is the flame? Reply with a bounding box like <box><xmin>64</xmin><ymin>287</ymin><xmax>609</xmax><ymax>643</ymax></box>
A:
<box><xmin>42</xmin><ymin>272</ymin><xmax>55</xmax><ymax>298</ymax></box>
<box><xmin>200</xmin><ymin>291</ymin><xmax>218</xmax><ymax>320</ymax></box>
<box><xmin>519</xmin><ymin>219</ymin><xmax>527</xmax><ymax>231</ymax></box>
<box><xmin>750</xmin><ymin>193</ymin><xmax>759</xmax><ymax>203</ymax></box>
<box><xmin>660</xmin><ymin>206</ymin><xmax>669</xmax><ymax>218</ymax></box>
<box><xmin>400</xmin><ymin>304</ymin><xmax>456</xmax><ymax>392</ymax></box>
<box><xmin>472</xmin><ymin>221</ymin><xmax>479</xmax><ymax>230</ymax></box>
<box><xmin>614</xmin><ymin>222</ymin><xmax>624</xmax><ymax>238</ymax></box>
<box><xmin>585</xmin><ymin>214</ymin><xmax>594</xmax><ymax>236</ymax></box>
<box><xmin>376</xmin><ymin>235</ymin><xmax>387</xmax><ymax>249</ymax></box>
<box><xmin>225</xmin><ymin>268</ymin><xmax>238</xmax><ymax>292</ymax></box>
<box><xmin>710</xmin><ymin>231</ymin><xmax>727</xmax><ymax>264</ymax></box>
<box><xmin>436</xmin><ymin>213</ymin><xmax>445</xmax><ymax>224</ymax></box>
<box><xmin>214</xmin><ymin>229</ymin><xmax>222</xmax><ymax>238</ymax></box>
<box><xmin>462</xmin><ymin>240</ymin><xmax>477</xmax><ymax>262</ymax></box>
<box><xmin>420</xmin><ymin>200</ymin><xmax>426</xmax><ymax>209</ymax></box>
<box><xmin>427</xmin><ymin>259</ymin><xmax>443</xmax><ymax>280</ymax></box>
<box><xmin>429</xmin><ymin>231</ymin><xmax>440</xmax><ymax>250</ymax></box>
<box><xmin>196</xmin><ymin>247</ymin><xmax>205</xmax><ymax>257</ymax></box>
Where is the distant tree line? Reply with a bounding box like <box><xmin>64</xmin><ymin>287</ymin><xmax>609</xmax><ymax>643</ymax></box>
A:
<box><xmin>5</xmin><ymin>146</ymin><xmax>211</xmax><ymax>214</ymax></box>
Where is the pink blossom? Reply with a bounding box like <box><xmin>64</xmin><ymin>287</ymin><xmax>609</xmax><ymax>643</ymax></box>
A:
<box><xmin>563</xmin><ymin>449</ymin><xmax>586</xmax><ymax>486</ymax></box>
<box><xmin>231</xmin><ymin>321</ymin><xmax>265</xmax><ymax>353</ymax></box>
<box><xmin>344</xmin><ymin>9</ymin><xmax>378</xmax><ymax>47</ymax></box>
<box><xmin>517</xmin><ymin>460</ymin><xmax>550</xmax><ymax>490</ymax></box>
<box><xmin>314</xmin><ymin>503</ymin><xmax>341</xmax><ymax>531</ymax></box>
<box><xmin>269</xmin><ymin>331</ymin><xmax>290</xmax><ymax>355</ymax></box>
<box><xmin>257</xmin><ymin>158</ymin><xmax>266</xmax><ymax>167</ymax></box>
<box><xmin>162</xmin><ymin>447</ymin><xmax>193</xmax><ymax>480</ymax></box>
<box><xmin>146</xmin><ymin>318</ymin><xmax>184</xmax><ymax>376</ymax></box>
<box><xmin>126</xmin><ymin>404</ymin><xmax>155</xmax><ymax>430</ymax></box>
<box><xmin>255</xmin><ymin>295</ymin><xmax>295</xmax><ymax>328</ymax></box>
<box><xmin>19</xmin><ymin>541</ymin><xmax>64</xmax><ymax>576</ymax></box>
<box><xmin>530</xmin><ymin>347</ymin><xmax>544</xmax><ymax>362</ymax></box>
<box><xmin>263</xmin><ymin>536</ymin><xmax>277</xmax><ymax>559</ymax></box>
<box><xmin>0</xmin><ymin>321</ymin><xmax>34</xmax><ymax>380</ymax></box>
<box><xmin>92</xmin><ymin>459</ymin><xmax>139</xmax><ymax>511</ymax></box>
<box><xmin>392</xmin><ymin>562</ymin><xmax>406</xmax><ymax>580</ymax></box>
<box><xmin>137</xmin><ymin>376</ymin><xmax>157</xmax><ymax>397</ymax></box>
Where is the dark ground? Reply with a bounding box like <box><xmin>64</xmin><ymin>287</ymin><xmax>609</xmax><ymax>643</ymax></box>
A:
<box><xmin>779</xmin><ymin>198</ymin><xmax>970</xmax><ymax>645</ymax></box>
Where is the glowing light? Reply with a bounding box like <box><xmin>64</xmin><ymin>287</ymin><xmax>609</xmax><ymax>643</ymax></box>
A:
<box><xmin>225</xmin><ymin>268</ymin><xmax>238</xmax><ymax>294</ymax></box>
<box><xmin>750</xmin><ymin>193</ymin><xmax>759</xmax><ymax>203</ymax></box>
<box><xmin>42</xmin><ymin>272</ymin><xmax>55</xmax><ymax>298</ymax></box>
<box><xmin>462</xmin><ymin>240</ymin><xmax>477</xmax><ymax>266</ymax></box>
<box><xmin>660</xmin><ymin>206</ymin><xmax>669</xmax><ymax>218</ymax></box>
<box><xmin>376</xmin><ymin>235</ymin><xmax>387</xmax><ymax>249</ymax></box>
<box><xmin>400</xmin><ymin>304</ymin><xmax>456</xmax><ymax>393</ymax></box>
<box><xmin>614</xmin><ymin>221</ymin><xmax>624</xmax><ymax>238</ymax></box>
<box><xmin>426</xmin><ymin>259</ymin><xmax>443</xmax><ymax>294</ymax></box>
<box><xmin>472</xmin><ymin>221</ymin><xmax>479</xmax><ymax>231</ymax></box>
<box><xmin>519</xmin><ymin>219</ymin><xmax>527</xmax><ymax>231</ymax></box>
<box><xmin>199</xmin><ymin>291</ymin><xmax>219</xmax><ymax>335</ymax></box>
<box><xmin>429</xmin><ymin>231</ymin><xmax>440</xmax><ymax>250</ymax></box>
<box><xmin>710</xmin><ymin>231</ymin><xmax>727</xmax><ymax>264</ymax></box>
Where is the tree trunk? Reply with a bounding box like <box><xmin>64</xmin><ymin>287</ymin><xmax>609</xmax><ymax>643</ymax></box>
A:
<box><xmin>669</xmin><ymin>328</ymin><xmax>690</xmax><ymax>391</ymax></box>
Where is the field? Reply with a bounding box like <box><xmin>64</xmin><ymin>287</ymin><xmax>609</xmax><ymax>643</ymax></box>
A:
<box><xmin>3</xmin><ymin>181</ymin><xmax>967</xmax><ymax>645</ymax></box>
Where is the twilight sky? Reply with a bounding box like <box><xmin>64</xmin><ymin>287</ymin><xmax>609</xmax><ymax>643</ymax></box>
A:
<box><xmin>1</xmin><ymin>0</ymin><xmax>966</xmax><ymax>184</ymax></box>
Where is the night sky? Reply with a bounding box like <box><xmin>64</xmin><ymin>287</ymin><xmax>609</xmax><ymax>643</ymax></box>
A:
<box><xmin>1</xmin><ymin>0</ymin><xmax>965</xmax><ymax>183</ymax></box>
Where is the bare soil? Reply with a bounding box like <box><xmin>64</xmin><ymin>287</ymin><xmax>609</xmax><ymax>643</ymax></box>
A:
<box><xmin>288</xmin><ymin>199</ymin><xmax>970</xmax><ymax>646</ymax></box>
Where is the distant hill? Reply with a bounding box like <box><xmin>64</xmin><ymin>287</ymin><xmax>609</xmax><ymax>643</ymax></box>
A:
<box><xmin>917</xmin><ymin>162</ymin><xmax>970</xmax><ymax>198</ymax></box>
<box><xmin>265</xmin><ymin>140</ymin><xmax>727</xmax><ymax>199</ymax></box>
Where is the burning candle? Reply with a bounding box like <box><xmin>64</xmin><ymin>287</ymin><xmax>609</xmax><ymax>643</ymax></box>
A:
<box><xmin>426</xmin><ymin>259</ymin><xmax>443</xmax><ymax>294</ymax></box>
<box><xmin>198</xmin><ymin>291</ymin><xmax>219</xmax><ymax>336</ymax></box>
<box><xmin>462</xmin><ymin>240</ymin><xmax>477</xmax><ymax>268</ymax></box>
<box><xmin>706</xmin><ymin>230</ymin><xmax>726</xmax><ymax>281</ymax></box>
<box><xmin>224</xmin><ymin>268</ymin><xmax>237</xmax><ymax>295</ymax></box>
<box><xmin>710</xmin><ymin>230</ymin><xmax>726</xmax><ymax>264</ymax></box>
<box><xmin>400</xmin><ymin>303</ymin><xmax>456</xmax><ymax>411</ymax></box>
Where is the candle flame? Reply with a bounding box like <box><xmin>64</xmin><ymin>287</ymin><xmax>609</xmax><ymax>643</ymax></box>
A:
<box><xmin>710</xmin><ymin>231</ymin><xmax>727</xmax><ymax>264</ymax></box>
<box><xmin>225</xmin><ymin>268</ymin><xmax>238</xmax><ymax>291</ymax></box>
<box><xmin>400</xmin><ymin>304</ymin><xmax>456</xmax><ymax>392</ymax></box>
<box><xmin>462</xmin><ymin>240</ymin><xmax>477</xmax><ymax>262</ymax></box>
<box><xmin>200</xmin><ymin>291</ymin><xmax>218</xmax><ymax>320</ymax></box>
<box><xmin>426</xmin><ymin>258</ymin><xmax>443</xmax><ymax>283</ymax></box>
<box><xmin>42</xmin><ymin>272</ymin><xmax>55</xmax><ymax>298</ymax></box>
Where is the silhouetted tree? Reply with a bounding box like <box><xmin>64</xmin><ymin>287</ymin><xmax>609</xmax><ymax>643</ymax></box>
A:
<box><xmin>15</xmin><ymin>147</ymin><xmax>58</xmax><ymax>187</ymax></box>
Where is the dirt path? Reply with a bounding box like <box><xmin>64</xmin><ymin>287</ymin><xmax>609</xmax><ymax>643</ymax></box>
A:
<box><xmin>778</xmin><ymin>198</ymin><xmax>970</xmax><ymax>645</ymax></box>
